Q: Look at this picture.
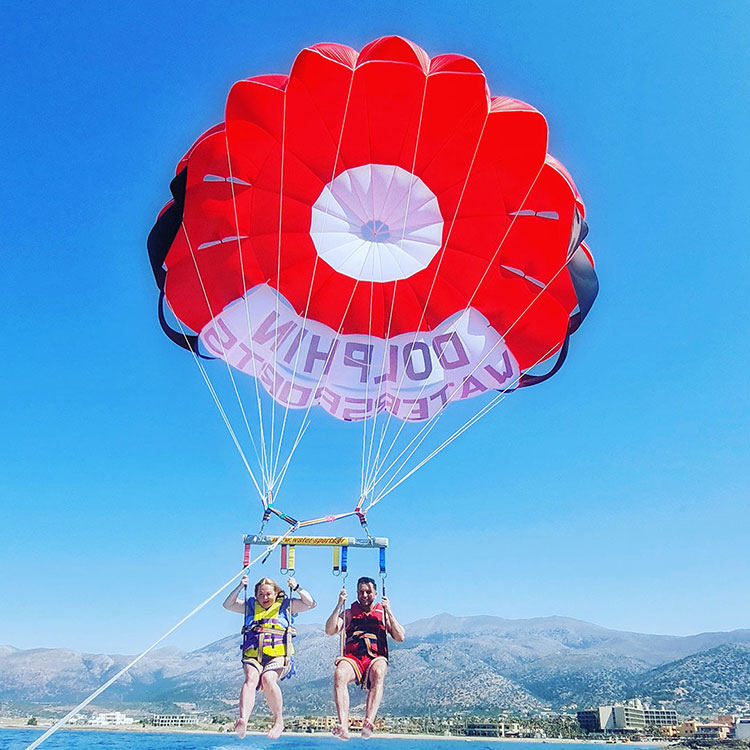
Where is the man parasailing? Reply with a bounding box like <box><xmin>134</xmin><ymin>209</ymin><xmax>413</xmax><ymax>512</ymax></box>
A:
<box><xmin>325</xmin><ymin>576</ymin><xmax>405</xmax><ymax>740</ymax></box>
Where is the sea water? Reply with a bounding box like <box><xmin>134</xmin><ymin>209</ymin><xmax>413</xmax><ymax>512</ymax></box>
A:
<box><xmin>0</xmin><ymin>731</ymin><xmax>663</xmax><ymax>750</ymax></box>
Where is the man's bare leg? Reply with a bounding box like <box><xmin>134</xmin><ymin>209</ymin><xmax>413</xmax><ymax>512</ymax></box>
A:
<box><xmin>362</xmin><ymin>659</ymin><xmax>388</xmax><ymax>739</ymax></box>
<box><xmin>236</xmin><ymin>662</ymin><xmax>261</xmax><ymax>737</ymax></box>
<box><xmin>261</xmin><ymin>670</ymin><xmax>285</xmax><ymax>739</ymax></box>
<box><xmin>333</xmin><ymin>661</ymin><xmax>356</xmax><ymax>740</ymax></box>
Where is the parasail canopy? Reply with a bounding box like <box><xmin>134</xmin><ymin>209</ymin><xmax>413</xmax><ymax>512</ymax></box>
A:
<box><xmin>148</xmin><ymin>36</ymin><xmax>598</xmax><ymax>517</ymax></box>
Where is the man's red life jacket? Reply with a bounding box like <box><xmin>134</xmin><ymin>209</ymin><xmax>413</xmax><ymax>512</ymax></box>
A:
<box><xmin>344</xmin><ymin>601</ymin><xmax>389</xmax><ymax>660</ymax></box>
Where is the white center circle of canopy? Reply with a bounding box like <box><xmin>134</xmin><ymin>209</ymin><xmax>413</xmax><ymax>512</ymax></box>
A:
<box><xmin>309</xmin><ymin>163</ymin><xmax>444</xmax><ymax>282</ymax></box>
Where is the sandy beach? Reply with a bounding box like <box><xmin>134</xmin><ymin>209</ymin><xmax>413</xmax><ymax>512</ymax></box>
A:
<box><xmin>0</xmin><ymin>720</ymin><xmax>671</xmax><ymax>745</ymax></box>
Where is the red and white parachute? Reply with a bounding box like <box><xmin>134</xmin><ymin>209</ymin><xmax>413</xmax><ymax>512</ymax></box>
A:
<box><xmin>148</xmin><ymin>36</ymin><xmax>597</xmax><ymax>517</ymax></box>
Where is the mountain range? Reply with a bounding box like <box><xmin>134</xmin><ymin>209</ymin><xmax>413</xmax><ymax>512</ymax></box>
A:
<box><xmin>2</xmin><ymin>614</ymin><xmax>749</xmax><ymax>717</ymax></box>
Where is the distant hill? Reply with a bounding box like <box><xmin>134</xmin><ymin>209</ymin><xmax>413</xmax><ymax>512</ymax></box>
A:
<box><xmin>628</xmin><ymin>643</ymin><xmax>750</xmax><ymax>715</ymax></box>
<box><xmin>2</xmin><ymin>615</ymin><xmax>749</xmax><ymax>716</ymax></box>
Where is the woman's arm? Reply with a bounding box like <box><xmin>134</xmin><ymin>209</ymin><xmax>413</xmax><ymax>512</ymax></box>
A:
<box><xmin>222</xmin><ymin>575</ymin><xmax>248</xmax><ymax>614</ymax></box>
<box><xmin>287</xmin><ymin>577</ymin><xmax>316</xmax><ymax>613</ymax></box>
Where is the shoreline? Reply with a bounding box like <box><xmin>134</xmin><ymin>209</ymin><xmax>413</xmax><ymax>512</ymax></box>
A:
<box><xmin>0</xmin><ymin>723</ymin><xmax>670</xmax><ymax>744</ymax></box>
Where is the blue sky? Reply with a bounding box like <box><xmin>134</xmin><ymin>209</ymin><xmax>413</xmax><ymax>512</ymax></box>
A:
<box><xmin>1</xmin><ymin>0</ymin><xmax>748</xmax><ymax>655</ymax></box>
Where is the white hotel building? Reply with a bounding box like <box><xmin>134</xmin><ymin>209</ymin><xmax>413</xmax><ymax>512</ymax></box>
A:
<box><xmin>577</xmin><ymin>699</ymin><xmax>678</xmax><ymax>733</ymax></box>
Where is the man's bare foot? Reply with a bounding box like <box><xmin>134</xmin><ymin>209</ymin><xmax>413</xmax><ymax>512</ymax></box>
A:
<box><xmin>361</xmin><ymin>718</ymin><xmax>375</xmax><ymax>739</ymax></box>
<box><xmin>234</xmin><ymin>718</ymin><xmax>247</xmax><ymax>738</ymax></box>
<box><xmin>267</xmin><ymin>721</ymin><xmax>284</xmax><ymax>739</ymax></box>
<box><xmin>332</xmin><ymin>723</ymin><xmax>350</xmax><ymax>741</ymax></box>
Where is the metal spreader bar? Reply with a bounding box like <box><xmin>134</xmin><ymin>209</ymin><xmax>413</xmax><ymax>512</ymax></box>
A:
<box><xmin>244</xmin><ymin>534</ymin><xmax>388</xmax><ymax>549</ymax></box>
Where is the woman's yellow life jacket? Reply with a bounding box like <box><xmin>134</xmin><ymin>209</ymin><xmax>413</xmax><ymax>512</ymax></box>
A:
<box><xmin>242</xmin><ymin>596</ymin><xmax>295</xmax><ymax>661</ymax></box>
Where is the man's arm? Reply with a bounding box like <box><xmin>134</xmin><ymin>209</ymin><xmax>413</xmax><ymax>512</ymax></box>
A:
<box><xmin>222</xmin><ymin>576</ymin><xmax>248</xmax><ymax>614</ymax></box>
<box><xmin>324</xmin><ymin>588</ymin><xmax>348</xmax><ymax>635</ymax></box>
<box><xmin>381</xmin><ymin>596</ymin><xmax>405</xmax><ymax>642</ymax></box>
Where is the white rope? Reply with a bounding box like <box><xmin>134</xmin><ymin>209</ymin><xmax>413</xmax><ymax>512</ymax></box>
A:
<box><xmin>360</xmin><ymin>279</ymin><xmax>376</xmax><ymax>498</ymax></box>
<box><xmin>224</xmin><ymin>134</ymin><xmax>273</xmax><ymax>489</ymax></box>
<box><xmin>362</xmin><ymin>103</ymin><xmax>492</xmax><ymax>494</ymax></box>
<box><xmin>179</xmin><ymin>223</ymin><xmax>270</xmax><ymax>493</ymax></box>
<box><xmin>269</xmin><ymin>243</ymin><xmax>373</xmax><ymax>503</ymax></box>
<box><xmin>362</xmin><ymin>76</ymin><xmax>429</xmax><ymax>500</ymax></box>
<box><xmin>365</xmin><ymin>252</ymin><xmax>573</xmax><ymax>500</ymax></box>
<box><xmin>364</xmin><ymin>150</ymin><xmax>551</xmax><ymax>495</ymax></box>
<box><xmin>169</xmin><ymin>304</ymin><xmax>265</xmax><ymax>502</ymax></box>
<box><xmin>371</xmin><ymin>389</ymin><xmax>509</xmax><ymax>505</ymax></box>
<box><xmin>269</xmin><ymin>65</ymin><xmax>357</xmax><ymax>489</ymax></box>
<box><xmin>268</xmin><ymin>92</ymin><xmax>289</xmax><ymax>485</ymax></box>
<box><xmin>266</xmin><ymin>73</ymin><xmax>398</xmax><ymax>500</ymax></box>
<box><xmin>23</xmin><ymin>532</ymin><xmax>294</xmax><ymax>750</ymax></box>
<box><xmin>267</xmin><ymin>419</ymin><xmax>310</xmax><ymax>505</ymax></box>
<box><xmin>368</xmin><ymin>339</ymin><xmax>560</xmax><ymax>507</ymax></box>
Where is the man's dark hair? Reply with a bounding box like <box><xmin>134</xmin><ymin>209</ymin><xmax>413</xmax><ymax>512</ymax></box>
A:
<box><xmin>357</xmin><ymin>576</ymin><xmax>377</xmax><ymax>591</ymax></box>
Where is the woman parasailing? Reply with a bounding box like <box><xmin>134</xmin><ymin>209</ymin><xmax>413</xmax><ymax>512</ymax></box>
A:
<box><xmin>223</xmin><ymin>574</ymin><xmax>315</xmax><ymax>739</ymax></box>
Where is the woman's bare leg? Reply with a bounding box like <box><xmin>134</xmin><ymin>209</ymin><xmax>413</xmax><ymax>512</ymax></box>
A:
<box><xmin>261</xmin><ymin>669</ymin><xmax>284</xmax><ymax>739</ymax></box>
<box><xmin>235</xmin><ymin>662</ymin><xmax>261</xmax><ymax>737</ymax></box>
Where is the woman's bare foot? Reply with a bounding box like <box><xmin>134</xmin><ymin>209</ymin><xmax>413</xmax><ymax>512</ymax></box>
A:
<box><xmin>267</xmin><ymin>721</ymin><xmax>284</xmax><ymax>739</ymax></box>
<box><xmin>332</xmin><ymin>723</ymin><xmax>350</xmax><ymax>741</ymax></box>
<box><xmin>234</xmin><ymin>718</ymin><xmax>247</xmax><ymax>738</ymax></box>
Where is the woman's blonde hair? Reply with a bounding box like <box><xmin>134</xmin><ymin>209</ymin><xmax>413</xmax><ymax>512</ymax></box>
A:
<box><xmin>254</xmin><ymin>577</ymin><xmax>284</xmax><ymax>600</ymax></box>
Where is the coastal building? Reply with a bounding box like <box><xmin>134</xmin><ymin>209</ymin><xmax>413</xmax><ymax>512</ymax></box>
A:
<box><xmin>151</xmin><ymin>714</ymin><xmax>201</xmax><ymax>727</ymax></box>
<box><xmin>465</xmin><ymin>721</ymin><xmax>520</xmax><ymax>737</ymax></box>
<box><xmin>64</xmin><ymin>714</ymin><xmax>89</xmax><ymax>725</ymax></box>
<box><xmin>349</xmin><ymin>717</ymin><xmax>384</xmax><ymax>731</ymax></box>
<box><xmin>695</xmin><ymin>723</ymin><xmax>731</xmax><ymax>740</ymax></box>
<box><xmin>287</xmin><ymin>716</ymin><xmax>339</xmax><ymax>732</ymax></box>
<box><xmin>577</xmin><ymin>700</ymin><xmax>677</xmax><ymax>733</ymax></box>
<box><xmin>716</xmin><ymin>715</ymin><xmax>737</xmax><ymax>727</ymax></box>
<box><xmin>576</xmin><ymin>710</ymin><xmax>603</xmax><ymax>733</ymax></box>
<box><xmin>88</xmin><ymin>712</ymin><xmax>135</xmax><ymax>726</ymax></box>
<box><xmin>643</xmin><ymin>708</ymin><xmax>679</xmax><ymax>727</ymax></box>
<box><xmin>671</xmin><ymin>720</ymin><xmax>699</xmax><ymax>737</ymax></box>
<box><xmin>736</xmin><ymin>718</ymin><xmax>750</xmax><ymax>740</ymax></box>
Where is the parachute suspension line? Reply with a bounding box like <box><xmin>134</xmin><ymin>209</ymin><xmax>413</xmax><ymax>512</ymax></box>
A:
<box><xmin>367</xmin><ymin>340</ymin><xmax>561</xmax><ymax>509</ymax></box>
<box><xmin>269</xmin><ymin>239</ymin><xmax>372</xmax><ymax>502</ymax></box>
<box><xmin>362</xmin><ymin>108</ymin><xmax>492</xmax><ymax>493</ymax></box>
<box><xmin>368</xmin><ymin>312</ymin><xmax>560</xmax><ymax>503</ymax></box>
<box><xmin>366</xmin><ymin>243</ymin><xmax>574</xmax><ymax>501</ymax></box>
<box><xmin>267</xmin><ymin>235</ymin><xmax>372</xmax><ymax>504</ymax></box>
<box><xmin>360</xmin><ymin>279</ymin><xmax>376</xmax><ymax>499</ymax></box>
<box><xmin>371</xmin><ymin>390</ymin><xmax>509</xmax><ymax>507</ymax></box>
<box><xmin>332</xmin><ymin>544</ymin><xmax>349</xmax><ymax>658</ymax></box>
<box><xmin>224</xmin><ymin>134</ymin><xmax>273</xmax><ymax>490</ymax></box>
<box><xmin>438</xmin><ymin>164</ymin><xmax>549</xmax><ymax>326</ymax></box>
<box><xmin>362</xmin><ymin>74</ymin><xmax>429</xmax><ymax>502</ymax></box>
<box><xmin>179</xmin><ymin>222</ymin><xmax>271</xmax><ymax>494</ymax></box>
<box><xmin>364</xmin><ymin>150</ymin><xmax>549</xmax><ymax>496</ymax></box>
<box><xmin>367</xmin><ymin>218</ymin><xmax>579</xmax><ymax>501</ymax></box>
<box><xmin>167</xmin><ymin>300</ymin><xmax>266</xmax><ymax>502</ymax></box>
<box><xmin>269</xmin><ymin>66</ymin><xmax>357</xmax><ymax>493</ymax></box>
<box><xmin>266</xmin><ymin>419</ymin><xmax>310</xmax><ymax>508</ymax></box>
<box><xmin>368</xmin><ymin>156</ymin><xmax>570</xmax><ymax>507</ymax></box>
<box><xmin>372</xmin><ymin>380</ymin><xmax>523</xmax><ymax>506</ymax></box>
<box><xmin>268</xmin><ymin>90</ymin><xmax>290</xmax><ymax>490</ymax></box>
<box><xmin>267</xmin><ymin>62</ymin><xmax>425</xmax><ymax>513</ymax></box>
<box><xmin>379</xmin><ymin>545</ymin><xmax>388</xmax><ymax>594</ymax></box>
<box><xmin>358</xmin><ymin>151</ymin><xmax>401</xmax><ymax>501</ymax></box>
<box><xmin>22</xmin><ymin>531</ymin><xmax>296</xmax><ymax>750</ymax></box>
